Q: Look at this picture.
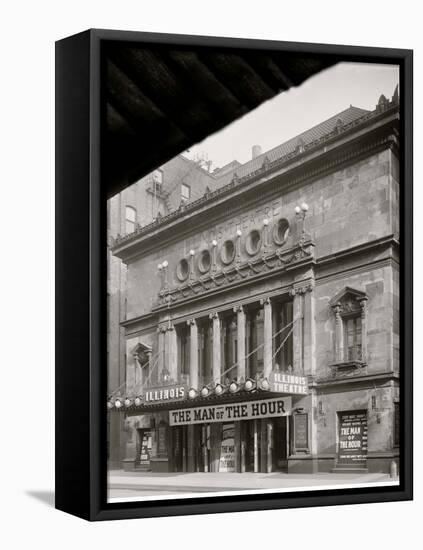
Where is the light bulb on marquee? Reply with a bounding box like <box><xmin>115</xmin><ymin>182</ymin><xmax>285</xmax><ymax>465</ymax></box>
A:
<box><xmin>134</xmin><ymin>397</ymin><xmax>142</xmax><ymax>407</ymax></box>
<box><xmin>114</xmin><ymin>399</ymin><xmax>122</xmax><ymax>409</ymax></box>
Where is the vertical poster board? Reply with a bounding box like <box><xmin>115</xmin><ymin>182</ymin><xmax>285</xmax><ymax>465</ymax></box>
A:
<box><xmin>219</xmin><ymin>423</ymin><xmax>235</xmax><ymax>472</ymax></box>
<box><xmin>293</xmin><ymin>413</ymin><xmax>309</xmax><ymax>452</ymax></box>
<box><xmin>338</xmin><ymin>410</ymin><xmax>368</xmax><ymax>466</ymax></box>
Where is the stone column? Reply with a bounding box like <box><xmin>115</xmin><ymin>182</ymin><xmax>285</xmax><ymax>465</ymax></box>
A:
<box><xmin>187</xmin><ymin>424</ymin><xmax>196</xmax><ymax>472</ymax></box>
<box><xmin>267</xmin><ymin>420</ymin><xmax>273</xmax><ymax>473</ymax></box>
<box><xmin>303</xmin><ymin>284</ymin><xmax>316</xmax><ymax>376</ymax></box>
<box><xmin>167</xmin><ymin>324</ymin><xmax>178</xmax><ymax>383</ymax></box>
<box><xmin>234</xmin><ymin>304</ymin><xmax>246</xmax><ymax>381</ymax></box>
<box><xmin>253</xmin><ymin>419</ymin><xmax>259</xmax><ymax>473</ymax></box>
<box><xmin>333</xmin><ymin>304</ymin><xmax>343</xmax><ymax>362</ymax></box>
<box><xmin>260</xmin><ymin>297</ymin><xmax>273</xmax><ymax>378</ymax></box>
<box><xmin>157</xmin><ymin>325</ymin><xmax>166</xmax><ymax>383</ymax></box>
<box><xmin>359</xmin><ymin>298</ymin><xmax>368</xmax><ymax>362</ymax></box>
<box><xmin>290</xmin><ymin>289</ymin><xmax>304</xmax><ymax>373</ymax></box>
<box><xmin>209</xmin><ymin>312</ymin><xmax>221</xmax><ymax>384</ymax></box>
<box><xmin>187</xmin><ymin>319</ymin><xmax>199</xmax><ymax>389</ymax></box>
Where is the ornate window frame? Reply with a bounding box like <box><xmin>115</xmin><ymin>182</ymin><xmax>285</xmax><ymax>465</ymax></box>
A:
<box><xmin>330</xmin><ymin>287</ymin><xmax>368</xmax><ymax>371</ymax></box>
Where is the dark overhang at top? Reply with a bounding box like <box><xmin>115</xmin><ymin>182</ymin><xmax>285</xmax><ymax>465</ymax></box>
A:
<box><xmin>104</xmin><ymin>37</ymin><xmax>339</xmax><ymax>198</ymax></box>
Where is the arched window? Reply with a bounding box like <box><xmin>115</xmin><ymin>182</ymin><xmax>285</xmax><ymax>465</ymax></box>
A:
<box><xmin>125</xmin><ymin>206</ymin><xmax>137</xmax><ymax>234</ymax></box>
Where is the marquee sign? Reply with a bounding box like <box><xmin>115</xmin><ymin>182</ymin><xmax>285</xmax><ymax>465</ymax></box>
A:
<box><xmin>169</xmin><ymin>397</ymin><xmax>292</xmax><ymax>426</ymax></box>
<box><xmin>269</xmin><ymin>372</ymin><xmax>308</xmax><ymax>395</ymax></box>
<box><xmin>143</xmin><ymin>385</ymin><xmax>186</xmax><ymax>404</ymax></box>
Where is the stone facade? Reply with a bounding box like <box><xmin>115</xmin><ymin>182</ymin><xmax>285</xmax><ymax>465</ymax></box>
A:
<box><xmin>110</xmin><ymin>91</ymin><xmax>400</xmax><ymax>474</ymax></box>
<box><xmin>107</xmin><ymin>155</ymin><xmax>215</xmax><ymax>467</ymax></box>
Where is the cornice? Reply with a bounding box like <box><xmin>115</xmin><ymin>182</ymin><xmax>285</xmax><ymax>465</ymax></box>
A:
<box><xmin>111</xmin><ymin>105</ymin><xmax>399</xmax><ymax>262</ymax></box>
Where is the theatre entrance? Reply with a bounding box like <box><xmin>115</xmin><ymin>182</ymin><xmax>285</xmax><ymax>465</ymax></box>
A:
<box><xmin>170</xmin><ymin>417</ymin><xmax>288</xmax><ymax>473</ymax></box>
<box><xmin>244</xmin><ymin>416</ymin><xmax>288</xmax><ymax>473</ymax></box>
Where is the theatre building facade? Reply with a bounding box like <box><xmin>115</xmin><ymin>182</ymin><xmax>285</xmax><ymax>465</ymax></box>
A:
<box><xmin>110</xmin><ymin>91</ymin><xmax>400</xmax><ymax>474</ymax></box>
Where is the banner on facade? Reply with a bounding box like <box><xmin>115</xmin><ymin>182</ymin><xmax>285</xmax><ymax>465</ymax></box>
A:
<box><xmin>169</xmin><ymin>397</ymin><xmax>291</xmax><ymax>426</ymax></box>
<box><xmin>338</xmin><ymin>410</ymin><xmax>368</xmax><ymax>465</ymax></box>
<box><xmin>269</xmin><ymin>372</ymin><xmax>308</xmax><ymax>395</ymax></box>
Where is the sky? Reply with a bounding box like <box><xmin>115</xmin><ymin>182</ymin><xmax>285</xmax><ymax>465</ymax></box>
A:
<box><xmin>182</xmin><ymin>62</ymin><xmax>399</xmax><ymax>171</ymax></box>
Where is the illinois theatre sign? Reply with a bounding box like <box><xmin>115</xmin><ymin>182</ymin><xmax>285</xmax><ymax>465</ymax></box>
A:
<box><xmin>169</xmin><ymin>397</ymin><xmax>292</xmax><ymax>426</ymax></box>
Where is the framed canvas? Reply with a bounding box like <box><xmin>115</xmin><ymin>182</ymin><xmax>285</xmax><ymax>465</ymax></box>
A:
<box><xmin>55</xmin><ymin>29</ymin><xmax>413</xmax><ymax>521</ymax></box>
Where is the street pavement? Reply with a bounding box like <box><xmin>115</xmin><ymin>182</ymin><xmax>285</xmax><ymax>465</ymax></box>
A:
<box><xmin>108</xmin><ymin>470</ymin><xmax>396</xmax><ymax>501</ymax></box>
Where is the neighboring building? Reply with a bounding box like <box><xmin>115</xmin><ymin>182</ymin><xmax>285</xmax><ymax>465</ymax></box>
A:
<box><xmin>107</xmin><ymin>155</ymin><xmax>215</xmax><ymax>467</ymax></box>
<box><xmin>110</xmin><ymin>88</ymin><xmax>400</xmax><ymax>474</ymax></box>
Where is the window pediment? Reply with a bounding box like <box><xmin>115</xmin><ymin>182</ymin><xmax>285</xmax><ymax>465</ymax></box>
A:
<box><xmin>329</xmin><ymin>287</ymin><xmax>367</xmax><ymax>316</ymax></box>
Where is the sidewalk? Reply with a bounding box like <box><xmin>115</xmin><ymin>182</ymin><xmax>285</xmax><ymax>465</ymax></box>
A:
<box><xmin>108</xmin><ymin>470</ymin><xmax>397</xmax><ymax>500</ymax></box>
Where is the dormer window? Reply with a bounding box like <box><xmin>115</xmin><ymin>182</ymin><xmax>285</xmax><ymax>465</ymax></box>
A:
<box><xmin>330</xmin><ymin>287</ymin><xmax>368</xmax><ymax>367</ymax></box>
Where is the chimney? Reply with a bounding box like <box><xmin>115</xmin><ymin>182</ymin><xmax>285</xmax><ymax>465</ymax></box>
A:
<box><xmin>252</xmin><ymin>145</ymin><xmax>262</xmax><ymax>159</ymax></box>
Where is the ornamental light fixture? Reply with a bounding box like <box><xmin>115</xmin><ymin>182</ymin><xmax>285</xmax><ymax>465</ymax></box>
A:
<box><xmin>229</xmin><ymin>381</ymin><xmax>239</xmax><ymax>393</ymax></box>
<box><xmin>134</xmin><ymin>397</ymin><xmax>142</xmax><ymax>407</ymax></box>
<box><xmin>215</xmin><ymin>383</ymin><xmax>224</xmax><ymax>395</ymax></box>
<box><xmin>236</xmin><ymin>229</ymin><xmax>242</xmax><ymax>237</ymax></box>
<box><xmin>301</xmin><ymin>202</ymin><xmax>309</xmax><ymax>212</ymax></box>
<box><xmin>107</xmin><ymin>401</ymin><xmax>114</xmax><ymax>410</ymax></box>
<box><xmin>263</xmin><ymin>218</ymin><xmax>269</xmax><ymax>226</ymax></box>
<box><xmin>124</xmin><ymin>398</ymin><xmax>131</xmax><ymax>407</ymax></box>
<box><xmin>200</xmin><ymin>386</ymin><xmax>210</xmax><ymax>397</ymax></box>
<box><xmin>157</xmin><ymin>263</ymin><xmax>163</xmax><ymax>271</ymax></box>
<box><xmin>260</xmin><ymin>378</ymin><xmax>270</xmax><ymax>391</ymax></box>
<box><xmin>162</xmin><ymin>260</ymin><xmax>168</xmax><ymax>268</ymax></box>
<box><xmin>188</xmin><ymin>388</ymin><xmax>197</xmax><ymax>399</ymax></box>
<box><xmin>212</xmin><ymin>239</ymin><xmax>218</xmax><ymax>247</ymax></box>
<box><xmin>114</xmin><ymin>398</ymin><xmax>122</xmax><ymax>409</ymax></box>
<box><xmin>189</xmin><ymin>249</ymin><xmax>195</xmax><ymax>256</ymax></box>
<box><xmin>244</xmin><ymin>378</ymin><xmax>256</xmax><ymax>392</ymax></box>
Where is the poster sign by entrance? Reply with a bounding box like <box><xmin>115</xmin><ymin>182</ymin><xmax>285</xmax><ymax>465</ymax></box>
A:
<box><xmin>169</xmin><ymin>397</ymin><xmax>291</xmax><ymax>426</ymax></box>
<box><xmin>219</xmin><ymin>424</ymin><xmax>235</xmax><ymax>472</ymax></box>
<box><xmin>293</xmin><ymin>413</ymin><xmax>309</xmax><ymax>451</ymax></box>
<box><xmin>138</xmin><ymin>430</ymin><xmax>152</xmax><ymax>468</ymax></box>
<box><xmin>269</xmin><ymin>372</ymin><xmax>308</xmax><ymax>395</ymax></box>
<box><xmin>338</xmin><ymin>410</ymin><xmax>368</xmax><ymax>466</ymax></box>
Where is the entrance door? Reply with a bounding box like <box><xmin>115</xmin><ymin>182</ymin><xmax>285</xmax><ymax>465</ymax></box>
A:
<box><xmin>273</xmin><ymin>416</ymin><xmax>288</xmax><ymax>472</ymax></box>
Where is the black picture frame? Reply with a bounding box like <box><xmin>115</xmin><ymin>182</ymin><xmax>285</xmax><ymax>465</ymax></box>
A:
<box><xmin>55</xmin><ymin>29</ymin><xmax>413</xmax><ymax>521</ymax></box>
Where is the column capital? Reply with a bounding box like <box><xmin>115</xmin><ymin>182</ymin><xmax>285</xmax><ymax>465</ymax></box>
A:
<box><xmin>260</xmin><ymin>297</ymin><xmax>272</xmax><ymax>306</ymax></box>
<box><xmin>209</xmin><ymin>311</ymin><xmax>220</xmax><ymax>320</ymax></box>
<box><xmin>290</xmin><ymin>280</ymin><xmax>314</xmax><ymax>296</ymax></box>
<box><xmin>233</xmin><ymin>304</ymin><xmax>244</xmax><ymax>314</ymax></box>
<box><xmin>187</xmin><ymin>318</ymin><xmax>197</xmax><ymax>327</ymax></box>
<box><xmin>157</xmin><ymin>324</ymin><xmax>167</xmax><ymax>334</ymax></box>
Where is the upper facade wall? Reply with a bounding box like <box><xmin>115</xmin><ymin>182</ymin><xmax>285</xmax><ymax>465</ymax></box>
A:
<box><xmin>125</xmin><ymin>148</ymin><xmax>397</xmax><ymax>320</ymax></box>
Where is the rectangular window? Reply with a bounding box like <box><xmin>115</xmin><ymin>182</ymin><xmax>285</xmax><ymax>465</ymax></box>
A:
<box><xmin>343</xmin><ymin>316</ymin><xmax>362</xmax><ymax>361</ymax></box>
<box><xmin>178</xmin><ymin>324</ymin><xmax>190</xmax><ymax>381</ymax></box>
<box><xmin>181</xmin><ymin>183</ymin><xmax>191</xmax><ymax>202</ymax></box>
<box><xmin>274</xmin><ymin>300</ymin><xmax>293</xmax><ymax>371</ymax></box>
<box><xmin>125</xmin><ymin>205</ymin><xmax>137</xmax><ymax>234</ymax></box>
